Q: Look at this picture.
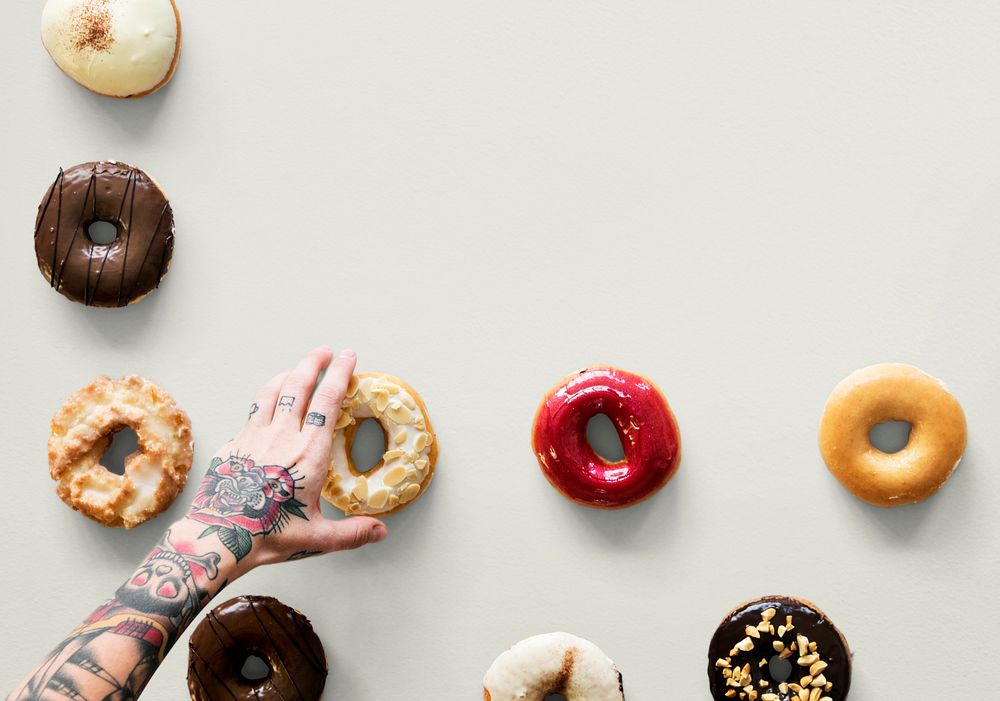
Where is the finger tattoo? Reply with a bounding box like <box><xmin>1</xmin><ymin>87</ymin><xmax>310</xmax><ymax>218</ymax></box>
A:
<box><xmin>248</xmin><ymin>402</ymin><xmax>259</xmax><ymax>420</ymax></box>
<box><xmin>305</xmin><ymin>412</ymin><xmax>326</xmax><ymax>427</ymax></box>
<box><xmin>277</xmin><ymin>396</ymin><xmax>295</xmax><ymax>411</ymax></box>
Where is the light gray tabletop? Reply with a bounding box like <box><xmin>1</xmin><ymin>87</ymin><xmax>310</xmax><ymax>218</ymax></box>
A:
<box><xmin>2</xmin><ymin>1</ymin><xmax>998</xmax><ymax>698</ymax></box>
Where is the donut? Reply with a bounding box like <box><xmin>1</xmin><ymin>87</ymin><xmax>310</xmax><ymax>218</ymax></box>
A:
<box><xmin>41</xmin><ymin>0</ymin><xmax>182</xmax><ymax>98</ymax></box>
<box><xmin>34</xmin><ymin>162</ymin><xmax>176</xmax><ymax>307</ymax></box>
<box><xmin>483</xmin><ymin>632</ymin><xmax>625</xmax><ymax>701</ymax></box>
<box><xmin>818</xmin><ymin>363</ymin><xmax>966</xmax><ymax>507</ymax></box>
<box><xmin>188</xmin><ymin>595</ymin><xmax>327</xmax><ymax>701</ymax></box>
<box><xmin>708</xmin><ymin>596</ymin><xmax>852</xmax><ymax>701</ymax></box>
<box><xmin>531</xmin><ymin>366</ymin><xmax>681</xmax><ymax>508</ymax></box>
<box><xmin>48</xmin><ymin>375</ymin><xmax>193</xmax><ymax>528</ymax></box>
<box><xmin>322</xmin><ymin>373</ymin><xmax>437</xmax><ymax>516</ymax></box>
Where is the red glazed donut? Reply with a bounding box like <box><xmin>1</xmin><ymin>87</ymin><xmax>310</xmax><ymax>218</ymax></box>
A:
<box><xmin>532</xmin><ymin>366</ymin><xmax>681</xmax><ymax>508</ymax></box>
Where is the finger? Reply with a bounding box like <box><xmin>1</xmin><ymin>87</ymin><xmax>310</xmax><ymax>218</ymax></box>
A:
<box><xmin>303</xmin><ymin>349</ymin><xmax>357</xmax><ymax>445</ymax></box>
<box><xmin>272</xmin><ymin>346</ymin><xmax>334</xmax><ymax>428</ymax></box>
<box><xmin>247</xmin><ymin>371</ymin><xmax>289</xmax><ymax>426</ymax></box>
<box><xmin>317</xmin><ymin>517</ymin><xmax>387</xmax><ymax>552</ymax></box>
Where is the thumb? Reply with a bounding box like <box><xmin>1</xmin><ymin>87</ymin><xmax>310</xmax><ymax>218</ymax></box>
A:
<box><xmin>319</xmin><ymin>516</ymin><xmax>387</xmax><ymax>552</ymax></box>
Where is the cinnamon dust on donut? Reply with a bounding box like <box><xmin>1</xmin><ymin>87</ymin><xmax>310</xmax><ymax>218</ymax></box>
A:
<box><xmin>70</xmin><ymin>0</ymin><xmax>114</xmax><ymax>53</ymax></box>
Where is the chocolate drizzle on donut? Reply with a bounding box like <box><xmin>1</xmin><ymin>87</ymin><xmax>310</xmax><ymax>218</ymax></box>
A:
<box><xmin>708</xmin><ymin>596</ymin><xmax>852</xmax><ymax>701</ymax></box>
<box><xmin>34</xmin><ymin>162</ymin><xmax>175</xmax><ymax>307</ymax></box>
<box><xmin>188</xmin><ymin>595</ymin><xmax>327</xmax><ymax>701</ymax></box>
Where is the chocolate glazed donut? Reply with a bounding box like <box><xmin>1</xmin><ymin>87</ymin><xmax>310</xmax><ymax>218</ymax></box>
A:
<box><xmin>34</xmin><ymin>161</ymin><xmax>175</xmax><ymax>307</ymax></box>
<box><xmin>708</xmin><ymin>596</ymin><xmax>852</xmax><ymax>701</ymax></box>
<box><xmin>188</xmin><ymin>595</ymin><xmax>327</xmax><ymax>701</ymax></box>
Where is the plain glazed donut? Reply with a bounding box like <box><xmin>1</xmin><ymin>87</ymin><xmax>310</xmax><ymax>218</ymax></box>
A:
<box><xmin>48</xmin><ymin>375</ymin><xmax>193</xmax><ymax>528</ymax></box>
<box><xmin>532</xmin><ymin>366</ymin><xmax>681</xmax><ymax>508</ymax></box>
<box><xmin>708</xmin><ymin>596</ymin><xmax>852</xmax><ymax>701</ymax></box>
<box><xmin>483</xmin><ymin>632</ymin><xmax>624</xmax><ymax>701</ymax></box>
<box><xmin>41</xmin><ymin>0</ymin><xmax>182</xmax><ymax>98</ymax></box>
<box><xmin>322</xmin><ymin>373</ymin><xmax>437</xmax><ymax>516</ymax></box>
<box><xmin>819</xmin><ymin>363</ymin><xmax>966</xmax><ymax>507</ymax></box>
<box><xmin>187</xmin><ymin>595</ymin><xmax>327</xmax><ymax>701</ymax></box>
<box><xmin>35</xmin><ymin>162</ymin><xmax>176</xmax><ymax>307</ymax></box>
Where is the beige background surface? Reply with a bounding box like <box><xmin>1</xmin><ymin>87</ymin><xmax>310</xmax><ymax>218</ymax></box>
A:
<box><xmin>2</xmin><ymin>1</ymin><xmax>1000</xmax><ymax>698</ymax></box>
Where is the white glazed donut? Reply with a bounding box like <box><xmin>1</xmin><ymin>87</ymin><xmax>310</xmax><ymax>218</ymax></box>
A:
<box><xmin>322</xmin><ymin>373</ymin><xmax>437</xmax><ymax>516</ymax></box>
<box><xmin>483</xmin><ymin>632</ymin><xmax>625</xmax><ymax>701</ymax></box>
<box><xmin>48</xmin><ymin>375</ymin><xmax>193</xmax><ymax>528</ymax></box>
<box><xmin>41</xmin><ymin>0</ymin><xmax>182</xmax><ymax>98</ymax></box>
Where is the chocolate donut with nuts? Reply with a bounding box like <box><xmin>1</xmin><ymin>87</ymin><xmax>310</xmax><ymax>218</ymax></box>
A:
<box><xmin>188</xmin><ymin>595</ymin><xmax>327</xmax><ymax>701</ymax></box>
<box><xmin>708</xmin><ymin>596</ymin><xmax>852</xmax><ymax>701</ymax></box>
<box><xmin>34</xmin><ymin>161</ymin><xmax>175</xmax><ymax>307</ymax></box>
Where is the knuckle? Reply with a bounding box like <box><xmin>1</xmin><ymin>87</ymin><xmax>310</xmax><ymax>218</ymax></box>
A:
<box><xmin>348</xmin><ymin>526</ymin><xmax>369</xmax><ymax>550</ymax></box>
<box><xmin>316</xmin><ymin>385</ymin><xmax>345</xmax><ymax>404</ymax></box>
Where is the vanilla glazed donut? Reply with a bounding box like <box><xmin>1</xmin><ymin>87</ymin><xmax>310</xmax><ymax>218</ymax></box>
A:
<box><xmin>49</xmin><ymin>376</ymin><xmax>193</xmax><ymax>528</ymax></box>
<box><xmin>818</xmin><ymin>363</ymin><xmax>966</xmax><ymax>507</ymax></box>
<box><xmin>483</xmin><ymin>632</ymin><xmax>624</xmax><ymax>701</ymax></box>
<box><xmin>322</xmin><ymin>373</ymin><xmax>437</xmax><ymax>516</ymax></box>
<box><xmin>41</xmin><ymin>0</ymin><xmax>182</xmax><ymax>98</ymax></box>
<box><xmin>708</xmin><ymin>596</ymin><xmax>852</xmax><ymax>701</ymax></box>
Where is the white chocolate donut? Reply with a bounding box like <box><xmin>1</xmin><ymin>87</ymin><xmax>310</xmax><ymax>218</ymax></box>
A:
<box><xmin>483</xmin><ymin>632</ymin><xmax>625</xmax><ymax>701</ymax></box>
<box><xmin>322</xmin><ymin>373</ymin><xmax>437</xmax><ymax>516</ymax></box>
<box><xmin>41</xmin><ymin>0</ymin><xmax>182</xmax><ymax>98</ymax></box>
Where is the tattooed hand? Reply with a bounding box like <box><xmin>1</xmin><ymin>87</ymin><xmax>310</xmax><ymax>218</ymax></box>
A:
<box><xmin>8</xmin><ymin>347</ymin><xmax>386</xmax><ymax>701</ymax></box>
<box><xmin>188</xmin><ymin>346</ymin><xmax>386</xmax><ymax>567</ymax></box>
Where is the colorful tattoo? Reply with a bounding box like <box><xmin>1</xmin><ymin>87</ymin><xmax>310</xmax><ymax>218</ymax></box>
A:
<box><xmin>10</xmin><ymin>531</ymin><xmax>220</xmax><ymax>701</ymax></box>
<box><xmin>277</xmin><ymin>395</ymin><xmax>295</xmax><ymax>411</ymax></box>
<box><xmin>189</xmin><ymin>454</ymin><xmax>308</xmax><ymax>562</ymax></box>
<box><xmin>305</xmin><ymin>412</ymin><xmax>326</xmax><ymax>426</ymax></box>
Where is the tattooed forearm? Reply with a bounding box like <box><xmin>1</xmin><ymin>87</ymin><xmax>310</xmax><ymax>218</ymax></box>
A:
<box><xmin>188</xmin><ymin>454</ymin><xmax>308</xmax><ymax>562</ymax></box>
<box><xmin>305</xmin><ymin>412</ymin><xmax>326</xmax><ymax>427</ymax></box>
<box><xmin>9</xmin><ymin>530</ymin><xmax>223</xmax><ymax>701</ymax></box>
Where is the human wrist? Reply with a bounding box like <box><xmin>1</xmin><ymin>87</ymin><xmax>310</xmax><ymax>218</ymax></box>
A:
<box><xmin>168</xmin><ymin>515</ymin><xmax>256</xmax><ymax>584</ymax></box>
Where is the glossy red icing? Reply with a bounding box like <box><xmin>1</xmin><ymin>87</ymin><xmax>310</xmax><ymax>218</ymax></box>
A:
<box><xmin>532</xmin><ymin>366</ymin><xmax>681</xmax><ymax>508</ymax></box>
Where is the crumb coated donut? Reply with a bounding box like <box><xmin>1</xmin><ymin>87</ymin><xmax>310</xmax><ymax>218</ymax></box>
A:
<box><xmin>35</xmin><ymin>162</ymin><xmax>176</xmax><ymax>307</ymax></box>
<box><xmin>49</xmin><ymin>375</ymin><xmax>193</xmax><ymax>528</ymax></box>
<box><xmin>322</xmin><ymin>373</ymin><xmax>437</xmax><ymax>516</ymax></box>
<box><xmin>532</xmin><ymin>366</ymin><xmax>681</xmax><ymax>508</ymax></box>
<box><xmin>708</xmin><ymin>596</ymin><xmax>852</xmax><ymax>701</ymax></box>
<box><xmin>188</xmin><ymin>595</ymin><xmax>327</xmax><ymax>701</ymax></box>
<box><xmin>484</xmin><ymin>632</ymin><xmax>625</xmax><ymax>701</ymax></box>
<box><xmin>41</xmin><ymin>0</ymin><xmax>182</xmax><ymax>98</ymax></box>
<box><xmin>819</xmin><ymin>363</ymin><xmax>966</xmax><ymax>507</ymax></box>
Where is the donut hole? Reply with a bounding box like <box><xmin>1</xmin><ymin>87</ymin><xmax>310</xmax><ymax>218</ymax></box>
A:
<box><xmin>351</xmin><ymin>418</ymin><xmax>387</xmax><ymax>473</ymax></box>
<box><xmin>545</xmin><ymin>695</ymin><xmax>568</xmax><ymax>701</ymax></box>
<box><xmin>767</xmin><ymin>654</ymin><xmax>793</xmax><ymax>683</ymax></box>
<box><xmin>102</xmin><ymin>426</ymin><xmax>140</xmax><ymax>476</ymax></box>
<box><xmin>586</xmin><ymin>413</ymin><xmax>625</xmax><ymax>462</ymax></box>
<box><xmin>239</xmin><ymin>653</ymin><xmax>270</xmax><ymax>681</ymax></box>
<box><xmin>86</xmin><ymin>220</ymin><xmax>119</xmax><ymax>245</ymax></box>
<box><xmin>868</xmin><ymin>420</ymin><xmax>912</xmax><ymax>454</ymax></box>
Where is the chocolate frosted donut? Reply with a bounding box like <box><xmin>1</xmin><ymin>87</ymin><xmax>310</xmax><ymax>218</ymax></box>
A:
<box><xmin>34</xmin><ymin>161</ymin><xmax>175</xmax><ymax>307</ymax></box>
<box><xmin>188</xmin><ymin>595</ymin><xmax>327</xmax><ymax>701</ymax></box>
<box><xmin>708</xmin><ymin>596</ymin><xmax>851</xmax><ymax>701</ymax></box>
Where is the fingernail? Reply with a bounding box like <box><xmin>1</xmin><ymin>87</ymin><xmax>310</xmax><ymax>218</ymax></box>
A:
<box><xmin>372</xmin><ymin>524</ymin><xmax>387</xmax><ymax>541</ymax></box>
<box><xmin>340</xmin><ymin>349</ymin><xmax>356</xmax><ymax>359</ymax></box>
